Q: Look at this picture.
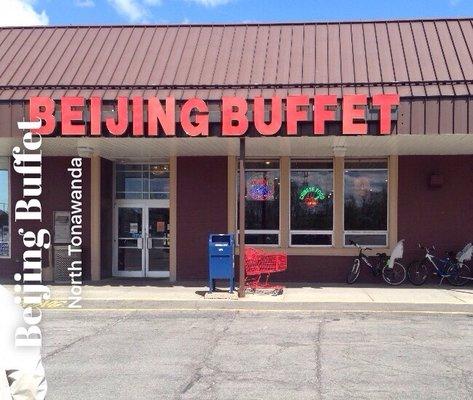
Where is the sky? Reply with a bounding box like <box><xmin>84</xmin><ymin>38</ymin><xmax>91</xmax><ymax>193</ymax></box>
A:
<box><xmin>0</xmin><ymin>0</ymin><xmax>472</xmax><ymax>26</ymax></box>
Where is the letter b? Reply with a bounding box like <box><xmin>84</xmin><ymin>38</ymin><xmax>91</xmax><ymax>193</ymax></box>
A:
<box><xmin>15</xmin><ymin>199</ymin><xmax>42</xmax><ymax>221</ymax></box>
<box><xmin>15</xmin><ymin>326</ymin><xmax>42</xmax><ymax>347</ymax></box>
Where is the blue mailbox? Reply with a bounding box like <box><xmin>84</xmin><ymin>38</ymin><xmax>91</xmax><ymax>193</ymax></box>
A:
<box><xmin>208</xmin><ymin>234</ymin><xmax>235</xmax><ymax>293</ymax></box>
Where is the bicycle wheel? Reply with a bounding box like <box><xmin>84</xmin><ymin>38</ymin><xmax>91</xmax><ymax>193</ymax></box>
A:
<box><xmin>382</xmin><ymin>261</ymin><xmax>406</xmax><ymax>286</ymax></box>
<box><xmin>408</xmin><ymin>261</ymin><xmax>428</xmax><ymax>286</ymax></box>
<box><xmin>347</xmin><ymin>258</ymin><xmax>361</xmax><ymax>284</ymax></box>
<box><xmin>447</xmin><ymin>262</ymin><xmax>471</xmax><ymax>286</ymax></box>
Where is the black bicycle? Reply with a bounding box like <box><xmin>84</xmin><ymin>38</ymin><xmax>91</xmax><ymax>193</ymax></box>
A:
<box><xmin>347</xmin><ymin>240</ymin><xmax>406</xmax><ymax>285</ymax></box>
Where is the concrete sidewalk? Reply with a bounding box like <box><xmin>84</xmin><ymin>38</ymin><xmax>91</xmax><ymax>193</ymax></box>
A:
<box><xmin>4</xmin><ymin>280</ymin><xmax>473</xmax><ymax>312</ymax></box>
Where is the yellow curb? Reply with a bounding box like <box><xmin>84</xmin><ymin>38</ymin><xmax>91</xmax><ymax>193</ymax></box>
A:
<box><xmin>42</xmin><ymin>308</ymin><xmax>473</xmax><ymax>315</ymax></box>
<box><xmin>40</xmin><ymin>300</ymin><xmax>69</xmax><ymax>309</ymax></box>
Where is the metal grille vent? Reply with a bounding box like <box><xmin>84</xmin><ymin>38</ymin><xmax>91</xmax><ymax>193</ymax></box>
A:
<box><xmin>53</xmin><ymin>245</ymin><xmax>81</xmax><ymax>283</ymax></box>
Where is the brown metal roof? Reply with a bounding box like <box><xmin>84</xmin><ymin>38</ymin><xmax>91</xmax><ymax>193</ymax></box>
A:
<box><xmin>0</xmin><ymin>18</ymin><xmax>473</xmax><ymax>100</ymax></box>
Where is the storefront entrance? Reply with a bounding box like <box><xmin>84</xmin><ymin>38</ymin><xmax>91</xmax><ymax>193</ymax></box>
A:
<box><xmin>112</xmin><ymin>162</ymin><xmax>171</xmax><ymax>278</ymax></box>
<box><xmin>113</xmin><ymin>201</ymin><xmax>170</xmax><ymax>277</ymax></box>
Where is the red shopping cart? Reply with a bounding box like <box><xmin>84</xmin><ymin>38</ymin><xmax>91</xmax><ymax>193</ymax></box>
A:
<box><xmin>244</xmin><ymin>247</ymin><xmax>287</xmax><ymax>293</ymax></box>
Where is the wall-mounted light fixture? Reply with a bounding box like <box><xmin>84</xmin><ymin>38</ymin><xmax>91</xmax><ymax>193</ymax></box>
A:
<box><xmin>77</xmin><ymin>146</ymin><xmax>95</xmax><ymax>158</ymax></box>
<box><xmin>332</xmin><ymin>145</ymin><xmax>347</xmax><ymax>158</ymax></box>
<box><xmin>429</xmin><ymin>173</ymin><xmax>443</xmax><ymax>188</ymax></box>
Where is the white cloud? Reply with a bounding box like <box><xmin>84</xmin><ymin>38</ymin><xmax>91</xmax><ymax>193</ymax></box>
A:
<box><xmin>186</xmin><ymin>0</ymin><xmax>231</xmax><ymax>6</ymax></box>
<box><xmin>75</xmin><ymin>0</ymin><xmax>95</xmax><ymax>7</ymax></box>
<box><xmin>0</xmin><ymin>0</ymin><xmax>48</xmax><ymax>26</ymax></box>
<box><xmin>107</xmin><ymin>0</ymin><xmax>149</xmax><ymax>22</ymax></box>
<box><xmin>107</xmin><ymin>0</ymin><xmax>233</xmax><ymax>23</ymax></box>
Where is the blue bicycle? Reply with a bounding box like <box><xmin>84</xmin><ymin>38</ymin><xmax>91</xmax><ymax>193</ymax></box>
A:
<box><xmin>408</xmin><ymin>244</ymin><xmax>471</xmax><ymax>286</ymax></box>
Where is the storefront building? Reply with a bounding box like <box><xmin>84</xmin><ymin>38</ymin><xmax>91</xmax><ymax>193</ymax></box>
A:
<box><xmin>0</xmin><ymin>18</ymin><xmax>472</xmax><ymax>283</ymax></box>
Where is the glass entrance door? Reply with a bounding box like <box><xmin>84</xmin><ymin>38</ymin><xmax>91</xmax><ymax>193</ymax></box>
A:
<box><xmin>146</xmin><ymin>208</ymin><xmax>170</xmax><ymax>277</ymax></box>
<box><xmin>114</xmin><ymin>203</ymin><xmax>170</xmax><ymax>278</ymax></box>
<box><xmin>117</xmin><ymin>207</ymin><xmax>144</xmax><ymax>277</ymax></box>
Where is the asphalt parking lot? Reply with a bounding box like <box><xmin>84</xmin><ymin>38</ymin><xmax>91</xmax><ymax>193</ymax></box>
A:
<box><xmin>42</xmin><ymin>308</ymin><xmax>473</xmax><ymax>400</ymax></box>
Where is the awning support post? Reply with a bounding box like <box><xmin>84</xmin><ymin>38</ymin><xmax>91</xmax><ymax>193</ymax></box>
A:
<box><xmin>238</xmin><ymin>138</ymin><xmax>246</xmax><ymax>298</ymax></box>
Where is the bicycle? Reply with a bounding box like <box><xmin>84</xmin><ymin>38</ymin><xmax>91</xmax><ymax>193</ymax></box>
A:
<box><xmin>347</xmin><ymin>240</ymin><xmax>406</xmax><ymax>285</ymax></box>
<box><xmin>408</xmin><ymin>244</ymin><xmax>472</xmax><ymax>286</ymax></box>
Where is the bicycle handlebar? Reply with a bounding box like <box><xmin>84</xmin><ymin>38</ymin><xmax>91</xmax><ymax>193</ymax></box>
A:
<box><xmin>350</xmin><ymin>240</ymin><xmax>372</xmax><ymax>251</ymax></box>
<box><xmin>418</xmin><ymin>243</ymin><xmax>435</xmax><ymax>253</ymax></box>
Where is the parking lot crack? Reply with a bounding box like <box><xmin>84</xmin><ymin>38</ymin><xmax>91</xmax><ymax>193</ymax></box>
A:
<box><xmin>178</xmin><ymin>311</ymin><xmax>238</xmax><ymax>399</ymax></box>
<box><xmin>314</xmin><ymin>319</ymin><xmax>326</xmax><ymax>400</ymax></box>
<box><xmin>43</xmin><ymin>311</ymin><xmax>136</xmax><ymax>360</ymax></box>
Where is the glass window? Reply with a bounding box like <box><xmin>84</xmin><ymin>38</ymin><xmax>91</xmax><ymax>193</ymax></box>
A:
<box><xmin>116</xmin><ymin>171</ymin><xmax>143</xmax><ymax>193</ymax></box>
<box><xmin>116</xmin><ymin>163</ymin><xmax>169</xmax><ymax>199</ymax></box>
<box><xmin>0</xmin><ymin>163</ymin><xmax>9</xmax><ymax>257</ymax></box>
<box><xmin>149</xmin><ymin>164</ymin><xmax>170</xmax><ymax>199</ymax></box>
<box><xmin>238</xmin><ymin>160</ymin><xmax>280</xmax><ymax>245</ymax></box>
<box><xmin>344</xmin><ymin>160</ymin><xmax>388</xmax><ymax>246</ymax></box>
<box><xmin>290</xmin><ymin>160</ymin><xmax>333</xmax><ymax>246</ymax></box>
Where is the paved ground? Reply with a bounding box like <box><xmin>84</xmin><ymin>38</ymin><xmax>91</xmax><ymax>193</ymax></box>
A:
<box><xmin>4</xmin><ymin>282</ymin><xmax>473</xmax><ymax>398</ymax></box>
<box><xmin>42</xmin><ymin>308</ymin><xmax>473</xmax><ymax>400</ymax></box>
<box><xmin>38</xmin><ymin>281</ymin><xmax>473</xmax><ymax>305</ymax></box>
<box><xmin>4</xmin><ymin>280</ymin><xmax>473</xmax><ymax>311</ymax></box>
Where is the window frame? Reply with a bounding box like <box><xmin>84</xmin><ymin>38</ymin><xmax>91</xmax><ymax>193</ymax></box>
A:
<box><xmin>289</xmin><ymin>160</ymin><xmax>334</xmax><ymax>248</ymax></box>
<box><xmin>114</xmin><ymin>162</ymin><xmax>170</xmax><ymax>200</ymax></box>
<box><xmin>0</xmin><ymin>157</ymin><xmax>11</xmax><ymax>259</ymax></box>
<box><xmin>342</xmin><ymin>161</ymin><xmax>389</xmax><ymax>248</ymax></box>
<box><xmin>229</xmin><ymin>155</ymin><xmax>396</xmax><ymax>255</ymax></box>
<box><xmin>236</xmin><ymin>159</ymin><xmax>281</xmax><ymax>247</ymax></box>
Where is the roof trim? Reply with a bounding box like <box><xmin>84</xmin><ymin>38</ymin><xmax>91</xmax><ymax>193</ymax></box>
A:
<box><xmin>1</xmin><ymin>16</ymin><xmax>472</xmax><ymax>29</ymax></box>
<box><xmin>1</xmin><ymin>79</ymin><xmax>472</xmax><ymax>91</ymax></box>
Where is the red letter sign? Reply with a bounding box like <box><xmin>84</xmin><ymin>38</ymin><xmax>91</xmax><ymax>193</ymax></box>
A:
<box><xmin>181</xmin><ymin>98</ymin><xmax>209</xmax><ymax>137</ymax></box>
<box><xmin>148</xmin><ymin>97</ymin><xmax>175</xmax><ymax>136</ymax></box>
<box><xmin>253</xmin><ymin>97</ymin><xmax>282</xmax><ymax>136</ymax></box>
<box><xmin>29</xmin><ymin>97</ymin><xmax>55</xmax><ymax>135</ymax></box>
<box><xmin>286</xmin><ymin>95</ymin><xmax>309</xmax><ymax>135</ymax></box>
<box><xmin>222</xmin><ymin>97</ymin><xmax>248</xmax><ymax>136</ymax></box>
<box><xmin>106</xmin><ymin>97</ymin><xmax>128</xmax><ymax>136</ymax></box>
<box><xmin>313</xmin><ymin>95</ymin><xmax>337</xmax><ymax>135</ymax></box>
<box><xmin>61</xmin><ymin>97</ymin><xmax>85</xmax><ymax>136</ymax></box>
<box><xmin>372</xmin><ymin>94</ymin><xmax>399</xmax><ymax>135</ymax></box>
<box><xmin>132</xmin><ymin>97</ymin><xmax>144</xmax><ymax>136</ymax></box>
<box><xmin>342</xmin><ymin>94</ymin><xmax>367</xmax><ymax>135</ymax></box>
<box><xmin>90</xmin><ymin>97</ymin><xmax>102</xmax><ymax>136</ymax></box>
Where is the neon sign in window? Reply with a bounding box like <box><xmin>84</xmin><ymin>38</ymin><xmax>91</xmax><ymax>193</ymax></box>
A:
<box><xmin>247</xmin><ymin>177</ymin><xmax>275</xmax><ymax>201</ymax></box>
<box><xmin>290</xmin><ymin>161</ymin><xmax>333</xmax><ymax>246</ymax></box>
<box><xmin>298</xmin><ymin>185</ymin><xmax>326</xmax><ymax>209</ymax></box>
<box><xmin>237</xmin><ymin>161</ymin><xmax>280</xmax><ymax>245</ymax></box>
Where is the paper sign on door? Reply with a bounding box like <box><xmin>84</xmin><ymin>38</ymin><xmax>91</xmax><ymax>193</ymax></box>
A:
<box><xmin>130</xmin><ymin>223</ymin><xmax>138</xmax><ymax>234</ymax></box>
<box><xmin>156</xmin><ymin>221</ymin><xmax>165</xmax><ymax>232</ymax></box>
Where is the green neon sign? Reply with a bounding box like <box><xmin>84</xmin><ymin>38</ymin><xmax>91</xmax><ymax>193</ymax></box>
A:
<box><xmin>298</xmin><ymin>186</ymin><xmax>326</xmax><ymax>202</ymax></box>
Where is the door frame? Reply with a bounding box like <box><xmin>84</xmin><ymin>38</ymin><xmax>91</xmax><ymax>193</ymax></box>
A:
<box><xmin>145</xmin><ymin>203</ymin><xmax>171</xmax><ymax>278</ymax></box>
<box><xmin>112</xmin><ymin>199</ymin><xmax>170</xmax><ymax>278</ymax></box>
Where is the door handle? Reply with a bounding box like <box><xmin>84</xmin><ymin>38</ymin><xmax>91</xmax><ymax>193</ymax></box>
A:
<box><xmin>137</xmin><ymin>237</ymin><xmax>143</xmax><ymax>249</ymax></box>
<box><xmin>147</xmin><ymin>238</ymin><xmax>152</xmax><ymax>249</ymax></box>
